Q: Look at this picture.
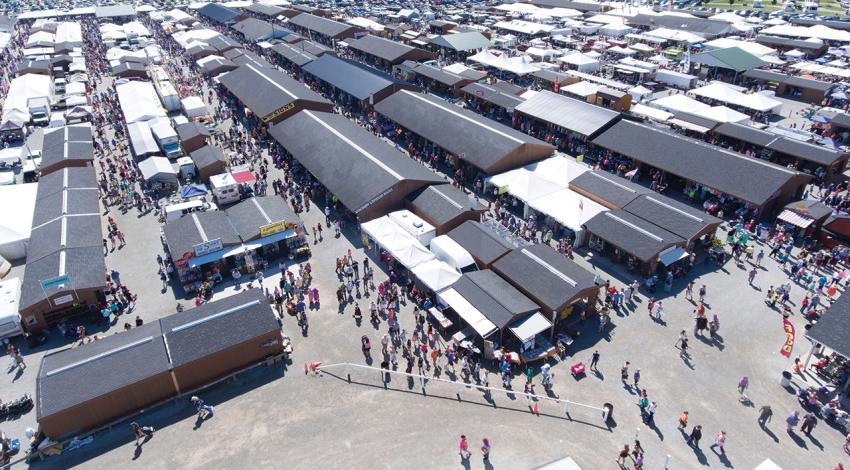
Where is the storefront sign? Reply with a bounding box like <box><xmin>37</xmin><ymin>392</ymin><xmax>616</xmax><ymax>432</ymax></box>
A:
<box><xmin>262</xmin><ymin>102</ymin><xmax>296</xmax><ymax>123</ymax></box>
<box><xmin>261</xmin><ymin>338</ymin><xmax>280</xmax><ymax>348</ymax></box>
<box><xmin>41</xmin><ymin>274</ymin><xmax>71</xmax><ymax>291</ymax></box>
<box><xmin>53</xmin><ymin>294</ymin><xmax>74</xmax><ymax>306</ymax></box>
<box><xmin>259</xmin><ymin>221</ymin><xmax>288</xmax><ymax>237</ymax></box>
<box><xmin>193</xmin><ymin>238</ymin><xmax>223</xmax><ymax>257</ymax></box>
<box><xmin>355</xmin><ymin>187</ymin><xmax>394</xmax><ymax>214</ymax></box>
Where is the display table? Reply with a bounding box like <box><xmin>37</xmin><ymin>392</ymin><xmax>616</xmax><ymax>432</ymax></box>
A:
<box><xmin>429</xmin><ymin>307</ymin><xmax>453</xmax><ymax>332</ymax></box>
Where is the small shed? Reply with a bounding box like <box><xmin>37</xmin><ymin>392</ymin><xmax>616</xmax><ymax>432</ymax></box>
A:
<box><xmin>189</xmin><ymin>145</ymin><xmax>227</xmax><ymax>182</ymax></box>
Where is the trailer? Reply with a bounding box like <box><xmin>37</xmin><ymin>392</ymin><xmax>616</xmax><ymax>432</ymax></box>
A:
<box><xmin>655</xmin><ymin>69</ymin><xmax>697</xmax><ymax>90</ymax></box>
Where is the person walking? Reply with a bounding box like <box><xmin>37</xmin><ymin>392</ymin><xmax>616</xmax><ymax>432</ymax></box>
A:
<box><xmin>709</xmin><ymin>430</ymin><xmax>726</xmax><ymax>454</ymax></box>
<box><xmin>801</xmin><ymin>412</ymin><xmax>818</xmax><ymax>435</ymax></box>
<box><xmin>748</xmin><ymin>267</ymin><xmax>757</xmax><ymax>285</ymax></box>
<box><xmin>616</xmin><ymin>444</ymin><xmax>630</xmax><ymax>466</ymax></box>
<box><xmin>621</xmin><ymin>361</ymin><xmax>630</xmax><ymax>383</ymax></box>
<box><xmin>787</xmin><ymin>410</ymin><xmax>800</xmax><ymax>432</ymax></box>
<box><xmin>633</xmin><ymin>368</ymin><xmax>641</xmax><ymax>390</ymax></box>
<box><xmin>758</xmin><ymin>405</ymin><xmax>773</xmax><ymax>426</ymax></box>
<box><xmin>481</xmin><ymin>438</ymin><xmax>491</xmax><ymax>462</ymax></box>
<box><xmin>685</xmin><ymin>281</ymin><xmax>693</xmax><ymax>300</ymax></box>
<box><xmin>699</xmin><ymin>285</ymin><xmax>707</xmax><ymax>302</ymax></box>
<box><xmin>738</xmin><ymin>376</ymin><xmax>749</xmax><ymax>395</ymax></box>
<box><xmin>191</xmin><ymin>396</ymin><xmax>214</xmax><ymax>419</ymax></box>
<box><xmin>645</xmin><ymin>401</ymin><xmax>657</xmax><ymax>425</ymax></box>
<box><xmin>678</xmin><ymin>411</ymin><xmax>689</xmax><ymax>430</ymax></box>
<box><xmin>458</xmin><ymin>435</ymin><xmax>470</xmax><ymax>461</ymax></box>
<box><xmin>13</xmin><ymin>350</ymin><xmax>25</xmax><ymax>371</ymax></box>
<box><xmin>131</xmin><ymin>422</ymin><xmax>153</xmax><ymax>446</ymax></box>
<box><xmin>687</xmin><ymin>425</ymin><xmax>703</xmax><ymax>448</ymax></box>
<box><xmin>590</xmin><ymin>350</ymin><xmax>600</xmax><ymax>370</ymax></box>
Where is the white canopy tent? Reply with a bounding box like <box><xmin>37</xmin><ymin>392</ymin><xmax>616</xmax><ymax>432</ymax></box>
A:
<box><xmin>438</xmin><ymin>288</ymin><xmax>498</xmax><ymax>338</ymax></box>
<box><xmin>644</xmin><ymin>28</ymin><xmax>705</xmax><ymax>44</ymax></box>
<box><xmin>467</xmin><ymin>50</ymin><xmax>541</xmax><ymax>76</ymax></box>
<box><xmin>631</xmin><ymin>103</ymin><xmax>673</xmax><ymax>122</ymax></box>
<box><xmin>411</xmin><ymin>259</ymin><xmax>461</xmax><ymax>293</ymax></box>
<box><xmin>361</xmin><ymin>216</ymin><xmax>435</xmax><ymax>269</ymax></box>
<box><xmin>651</xmin><ymin>93</ymin><xmax>711</xmax><ymax>114</ymax></box>
<box><xmin>2</xmin><ymin>74</ymin><xmax>52</xmax><ymax>124</ymax></box>
<box><xmin>116</xmin><ymin>81</ymin><xmax>167</xmax><ymax>123</ymax></box>
<box><xmin>429</xmin><ymin>235</ymin><xmax>476</xmax><ymax>272</ymax></box>
<box><xmin>139</xmin><ymin>156</ymin><xmax>178</xmax><ymax>185</ymax></box>
<box><xmin>0</xmin><ymin>183</ymin><xmax>37</xmax><ymax>260</ymax></box>
<box><xmin>527</xmin><ymin>188</ymin><xmax>607</xmax><ymax>244</ymax></box>
<box><xmin>561</xmin><ymin>80</ymin><xmax>600</xmax><ymax>98</ymax></box>
<box><xmin>689</xmin><ymin>83</ymin><xmax>783</xmax><ymax>114</ymax></box>
<box><xmin>557</xmin><ymin>51</ymin><xmax>600</xmax><ymax>72</ymax></box>
<box><xmin>692</xmin><ymin>106</ymin><xmax>750</xmax><ymax>123</ymax></box>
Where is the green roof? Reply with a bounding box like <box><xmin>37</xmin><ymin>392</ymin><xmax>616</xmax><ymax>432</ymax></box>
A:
<box><xmin>428</xmin><ymin>32</ymin><xmax>491</xmax><ymax>52</ymax></box>
<box><xmin>691</xmin><ymin>47</ymin><xmax>767</xmax><ymax>73</ymax></box>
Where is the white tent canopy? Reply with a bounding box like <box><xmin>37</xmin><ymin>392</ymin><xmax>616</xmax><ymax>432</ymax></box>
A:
<box><xmin>468</xmin><ymin>50</ymin><xmax>541</xmax><ymax>76</ymax></box>
<box><xmin>139</xmin><ymin>156</ymin><xmax>177</xmax><ymax>184</ymax></box>
<box><xmin>116</xmin><ymin>81</ymin><xmax>167</xmax><ymax>123</ymax></box>
<box><xmin>0</xmin><ymin>183</ymin><xmax>37</xmax><ymax>260</ymax></box>
<box><xmin>631</xmin><ymin>103</ymin><xmax>673</xmax><ymax>122</ymax></box>
<box><xmin>645</xmin><ymin>27</ymin><xmax>705</xmax><ymax>44</ymax></box>
<box><xmin>557</xmin><ymin>51</ymin><xmax>601</xmax><ymax>72</ymax></box>
<box><xmin>561</xmin><ymin>80</ymin><xmax>600</xmax><ymax>97</ymax></box>
<box><xmin>2</xmin><ymin>74</ymin><xmax>52</xmax><ymax>124</ymax></box>
<box><xmin>438</xmin><ymin>288</ymin><xmax>498</xmax><ymax>338</ymax></box>
<box><xmin>429</xmin><ymin>235</ymin><xmax>475</xmax><ymax>272</ymax></box>
<box><xmin>361</xmin><ymin>216</ymin><xmax>435</xmax><ymax>269</ymax></box>
<box><xmin>689</xmin><ymin>83</ymin><xmax>783</xmax><ymax>113</ymax></box>
<box><xmin>527</xmin><ymin>187</ymin><xmax>607</xmax><ymax>233</ymax></box>
<box><xmin>651</xmin><ymin>93</ymin><xmax>710</xmax><ymax>114</ymax></box>
<box><xmin>692</xmin><ymin>105</ymin><xmax>750</xmax><ymax>123</ymax></box>
<box><xmin>411</xmin><ymin>259</ymin><xmax>461</xmax><ymax>293</ymax></box>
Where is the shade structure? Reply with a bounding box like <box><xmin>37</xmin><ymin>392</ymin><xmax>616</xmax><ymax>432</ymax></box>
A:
<box><xmin>438</xmin><ymin>288</ymin><xmax>498</xmax><ymax>338</ymax></box>
<box><xmin>411</xmin><ymin>259</ymin><xmax>461</xmax><ymax>293</ymax></box>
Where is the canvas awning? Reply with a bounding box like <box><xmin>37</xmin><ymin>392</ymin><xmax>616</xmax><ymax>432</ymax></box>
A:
<box><xmin>777</xmin><ymin>209</ymin><xmax>814</xmax><ymax>228</ymax></box>
<box><xmin>509</xmin><ymin>312</ymin><xmax>551</xmax><ymax>343</ymax></box>
<box><xmin>659</xmin><ymin>246</ymin><xmax>689</xmax><ymax>266</ymax></box>
<box><xmin>438</xmin><ymin>288</ymin><xmax>498</xmax><ymax>338</ymax></box>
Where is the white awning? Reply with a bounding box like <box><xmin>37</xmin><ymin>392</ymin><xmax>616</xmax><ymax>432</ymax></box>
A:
<box><xmin>509</xmin><ymin>312</ymin><xmax>551</xmax><ymax>343</ymax></box>
<box><xmin>439</xmin><ymin>288</ymin><xmax>498</xmax><ymax>338</ymax></box>
<box><xmin>777</xmin><ymin>209</ymin><xmax>814</xmax><ymax>229</ymax></box>
<box><xmin>659</xmin><ymin>246</ymin><xmax>689</xmax><ymax>266</ymax></box>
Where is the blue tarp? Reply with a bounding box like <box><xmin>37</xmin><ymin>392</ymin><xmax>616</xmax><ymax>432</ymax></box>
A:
<box><xmin>180</xmin><ymin>184</ymin><xmax>208</xmax><ymax>199</ymax></box>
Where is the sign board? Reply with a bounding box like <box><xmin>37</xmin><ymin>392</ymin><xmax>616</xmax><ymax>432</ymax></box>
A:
<box><xmin>41</xmin><ymin>274</ymin><xmax>71</xmax><ymax>291</ymax></box>
<box><xmin>53</xmin><ymin>294</ymin><xmax>74</xmax><ymax>306</ymax></box>
<box><xmin>262</xmin><ymin>102</ymin><xmax>296</xmax><ymax>123</ymax></box>
<box><xmin>259</xmin><ymin>220</ymin><xmax>288</xmax><ymax>238</ymax></box>
<box><xmin>193</xmin><ymin>238</ymin><xmax>223</xmax><ymax>257</ymax></box>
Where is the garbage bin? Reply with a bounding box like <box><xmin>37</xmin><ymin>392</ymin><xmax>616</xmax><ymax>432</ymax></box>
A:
<box><xmin>780</xmin><ymin>370</ymin><xmax>792</xmax><ymax>387</ymax></box>
<box><xmin>602</xmin><ymin>402</ymin><xmax>614</xmax><ymax>422</ymax></box>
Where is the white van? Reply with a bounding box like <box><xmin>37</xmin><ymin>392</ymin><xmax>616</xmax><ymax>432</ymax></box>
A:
<box><xmin>0</xmin><ymin>278</ymin><xmax>23</xmax><ymax>341</ymax></box>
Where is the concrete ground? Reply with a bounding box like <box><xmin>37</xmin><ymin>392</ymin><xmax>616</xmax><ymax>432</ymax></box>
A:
<box><xmin>5</xmin><ymin>33</ymin><xmax>850</xmax><ymax>470</ymax></box>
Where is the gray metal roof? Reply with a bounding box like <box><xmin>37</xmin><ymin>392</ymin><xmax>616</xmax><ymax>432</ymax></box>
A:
<box><xmin>583</xmin><ymin>210</ymin><xmax>684</xmax><ymax>263</ymax></box>
<box><xmin>189</xmin><ymin>145</ymin><xmax>226</xmax><ymax>171</ymax></box>
<box><xmin>219</xmin><ymin>62</ymin><xmax>330</xmax><ymax>121</ymax></box>
<box><xmin>375</xmin><ymin>90</ymin><xmax>553</xmax><ymax>173</ymax></box>
<box><xmin>94</xmin><ymin>4</ymin><xmax>136</xmax><ymax>18</ymax></box>
<box><xmin>806</xmin><ymin>291</ymin><xmax>850</xmax><ymax>358</ymax></box>
<box><xmin>242</xmin><ymin>3</ymin><xmax>285</xmax><ymax>17</ymax></box>
<box><xmin>40</xmin><ymin>125</ymin><xmax>94</xmax><ymax>172</ymax></box>
<box><xmin>406</xmin><ymin>184</ymin><xmax>484</xmax><ymax>227</ymax></box>
<box><xmin>569</xmin><ymin>170</ymin><xmax>651</xmax><ymax>209</ymax></box>
<box><xmin>163</xmin><ymin>211</ymin><xmax>240</xmax><ymax>260</ymax></box>
<box><xmin>225</xmin><ymin>196</ymin><xmax>301</xmax><ymax>241</ymax></box>
<box><xmin>347</xmin><ymin>34</ymin><xmax>430</xmax><ymax>64</ymax></box>
<box><xmin>231</xmin><ymin>17</ymin><xmax>278</xmax><ymax>42</ymax></box>
<box><xmin>161</xmin><ymin>290</ymin><xmax>278</xmax><ymax>367</ymax></box>
<box><xmin>31</xmin><ymin>188</ymin><xmax>100</xmax><ymax>228</ymax></box>
<box><xmin>428</xmin><ymin>32</ymin><xmax>492</xmax><ymax>52</ymax></box>
<box><xmin>268</xmin><ymin>111</ymin><xmax>443</xmax><ymax>214</ymax></box>
<box><xmin>592</xmin><ymin>120</ymin><xmax>808</xmax><ymax>206</ymax></box>
<box><xmin>35</xmin><ymin>167</ymin><xmax>98</xmax><ymax>201</ymax></box>
<box><xmin>303</xmin><ymin>55</ymin><xmax>405</xmax><ymax>102</ymax></box>
<box><xmin>21</xmin><ymin>245</ymin><xmax>105</xmax><ymax>312</ymax></box>
<box><xmin>491</xmin><ymin>244</ymin><xmax>597</xmax><ymax>312</ymax></box>
<box><xmin>452</xmin><ymin>270</ymin><xmax>538</xmax><ymax>330</ymax></box>
<box><xmin>412</xmin><ymin>63</ymin><xmax>468</xmax><ymax>87</ymax></box>
<box><xmin>271</xmin><ymin>42</ymin><xmax>318</xmax><ymax>67</ymax></box>
<box><xmin>288</xmin><ymin>13</ymin><xmax>356</xmax><ymax>38</ymax></box>
<box><xmin>714</xmin><ymin>122</ymin><xmax>777</xmax><ymax>147</ymax></box>
<box><xmin>624</xmin><ymin>194</ymin><xmax>721</xmax><ymax>242</ymax></box>
<box><xmin>198</xmin><ymin>3</ymin><xmax>242</xmax><ymax>24</ymax></box>
<box><xmin>447</xmin><ymin>220</ymin><xmax>513</xmax><ymax>267</ymax></box>
<box><xmin>37</xmin><ymin>321</ymin><xmax>170</xmax><ymax>420</ymax></box>
<box><xmin>462</xmin><ymin>82</ymin><xmax>525</xmax><ymax>111</ymax></box>
<box><xmin>766</xmin><ymin>137</ymin><xmax>843</xmax><ymax>166</ymax></box>
<box><xmin>628</xmin><ymin>14</ymin><xmax>732</xmax><ymax>37</ymax></box>
<box><xmin>516</xmin><ymin>90</ymin><xmax>620</xmax><ymax>138</ymax></box>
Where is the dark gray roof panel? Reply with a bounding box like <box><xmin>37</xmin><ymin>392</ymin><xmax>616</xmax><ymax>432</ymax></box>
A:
<box><xmin>492</xmin><ymin>244</ymin><xmax>596</xmax><ymax>311</ymax></box>
<box><xmin>189</xmin><ymin>145</ymin><xmax>226</xmax><ymax>170</ymax></box>
<box><xmin>623</xmin><ymin>194</ymin><xmax>720</xmax><ymax>241</ymax></box>
<box><xmin>225</xmin><ymin>196</ymin><xmax>301</xmax><ymax>241</ymax></box>
<box><xmin>806</xmin><ymin>291</ymin><xmax>850</xmax><ymax>358</ymax></box>
<box><xmin>268</xmin><ymin>111</ymin><xmax>443</xmax><ymax>214</ymax></box>
<box><xmin>446</xmin><ymin>220</ymin><xmax>513</xmax><ymax>267</ymax></box>
<box><xmin>766</xmin><ymin>137</ymin><xmax>843</xmax><ymax>166</ymax></box>
<box><xmin>407</xmin><ymin>184</ymin><xmax>485</xmax><ymax>226</ymax></box>
<box><xmin>375</xmin><ymin>90</ymin><xmax>553</xmax><ymax>172</ymax></box>
<box><xmin>41</xmin><ymin>125</ymin><xmax>94</xmax><ymax>170</ymax></box>
<box><xmin>453</xmin><ymin>270</ymin><xmax>538</xmax><ymax>330</ymax></box>
<box><xmin>36</xmin><ymin>167</ymin><xmax>98</xmax><ymax>200</ymax></box>
<box><xmin>412</xmin><ymin>63</ymin><xmax>467</xmax><ymax>87</ymax></box>
<box><xmin>592</xmin><ymin>120</ymin><xmax>807</xmax><ymax>206</ymax></box>
<box><xmin>198</xmin><ymin>3</ymin><xmax>241</xmax><ymax>24</ymax></box>
<box><xmin>21</xmin><ymin>245</ymin><xmax>106</xmax><ymax>311</ymax></box>
<box><xmin>303</xmin><ymin>55</ymin><xmax>404</xmax><ymax>101</ymax></box>
<box><xmin>583</xmin><ymin>210</ymin><xmax>684</xmax><ymax>263</ymax></box>
<box><xmin>713</xmin><ymin>122</ymin><xmax>778</xmax><ymax>147</ymax></box>
<box><xmin>161</xmin><ymin>290</ymin><xmax>279</xmax><ymax>367</ymax></box>
<box><xmin>568</xmin><ymin>170</ymin><xmax>651</xmax><ymax>209</ymax></box>
<box><xmin>288</xmin><ymin>13</ymin><xmax>356</xmax><ymax>38</ymax></box>
<box><xmin>37</xmin><ymin>321</ymin><xmax>169</xmax><ymax>419</ymax></box>
<box><xmin>218</xmin><ymin>62</ymin><xmax>330</xmax><ymax>120</ymax></box>
<box><xmin>347</xmin><ymin>34</ymin><xmax>420</xmax><ymax>63</ymax></box>
<box><xmin>162</xmin><ymin>211</ymin><xmax>240</xmax><ymax>260</ymax></box>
